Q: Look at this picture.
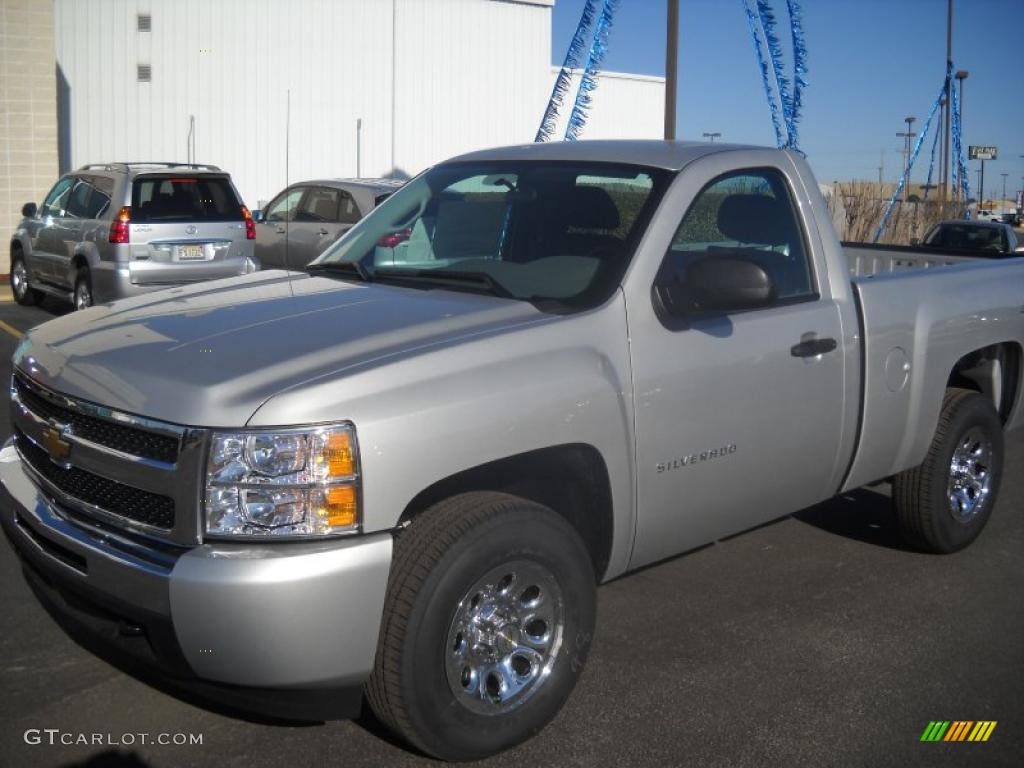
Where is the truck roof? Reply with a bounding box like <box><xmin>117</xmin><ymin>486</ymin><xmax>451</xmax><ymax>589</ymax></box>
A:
<box><xmin>445</xmin><ymin>140</ymin><xmax>770</xmax><ymax>171</ymax></box>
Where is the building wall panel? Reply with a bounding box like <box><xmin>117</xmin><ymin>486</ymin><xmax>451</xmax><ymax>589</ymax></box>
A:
<box><xmin>52</xmin><ymin>0</ymin><xmax>661</xmax><ymax>212</ymax></box>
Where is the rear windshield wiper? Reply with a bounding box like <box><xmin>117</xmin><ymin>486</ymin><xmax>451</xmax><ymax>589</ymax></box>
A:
<box><xmin>306</xmin><ymin>260</ymin><xmax>372</xmax><ymax>282</ymax></box>
<box><xmin>373</xmin><ymin>268</ymin><xmax>514</xmax><ymax>299</ymax></box>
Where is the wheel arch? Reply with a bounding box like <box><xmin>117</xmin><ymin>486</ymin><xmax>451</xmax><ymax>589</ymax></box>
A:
<box><xmin>398</xmin><ymin>443</ymin><xmax>615</xmax><ymax>582</ymax></box>
<box><xmin>947</xmin><ymin>341</ymin><xmax>1022</xmax><ymax>425</ymax></box>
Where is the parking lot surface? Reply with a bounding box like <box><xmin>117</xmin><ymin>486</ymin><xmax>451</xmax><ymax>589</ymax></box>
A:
<box><xmin>0</xmin><ymin>295</ymin><xmax>1020</xmax><ymax>768</ymax></box>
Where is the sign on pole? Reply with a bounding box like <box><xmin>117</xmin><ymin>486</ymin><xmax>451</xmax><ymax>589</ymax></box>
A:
<box><xmin>969</xmin><ymin>145</ymin><xmax>998</xmax><ymax>160</ymax></box>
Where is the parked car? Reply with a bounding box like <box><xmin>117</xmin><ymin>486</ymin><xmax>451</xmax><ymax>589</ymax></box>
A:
<box><xmin>1000</xmin><ymin>211</ymin><xmax>1021</xmax><ymax>227</ymax></box>
<box><xmin>9</xmin><ymin>162</ymin><xmax>257</xmax><ymax>310</ymax></box>
<box><xmin>974</xmin><ymin>208</ymin><xmax>1001</xmax><ymax>222</ymax></box>
<box><xmin>253</xmin><ymin>178</ymin><xmax>404</xmax><ymax>270</ymax></box>
<box><xmin>4</xmin><ymin>141</ymin><xmax>1023</xmax><ymax>760</ymax></box>
<box><xmin>918</xmin><ymin>219</ymin><xmax>1022</xmax><ymax>256</ymax></box>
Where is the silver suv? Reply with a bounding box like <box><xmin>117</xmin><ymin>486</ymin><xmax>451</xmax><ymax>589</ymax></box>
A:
<box><xmin>10</xmin><ymin>163</ymin><xmax>257</xmax><ymax>309</ymax></box>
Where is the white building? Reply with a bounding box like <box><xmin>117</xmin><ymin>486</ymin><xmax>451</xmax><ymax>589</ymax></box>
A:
<box><xmin>50</xmin><ymin>0</ymin><xmax>665</xmax><ymax>209</ymax></box>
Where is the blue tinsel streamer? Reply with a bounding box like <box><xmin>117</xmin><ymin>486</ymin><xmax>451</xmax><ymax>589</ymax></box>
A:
<box><xmin>873</xmin><ymin>79</ymin><xmax>945</xmax><ymax>242</ymax></box>
<box><xmin>923</xmin><ymin>108</ymin><xmax>942</xmax><ymax>201</ymax></box>
<box><xmin>535</xmin><ymin>0</ymin><xmax>598</xmax><ymax>142</ymax></box>
<box><xmin>785</xmin><ymin>0</ymin><xmax>807</xmax><ymax>150</ymax></box>
<box><xmin>756</xmin><ymin>1</ymin><xmax>795</xmax><ymax>148</ymax></box>
<box><xmin>565</xmin><ymin>0</ymin><xmax>619</xmax><ymax>141</ymax></box>
<box><xmin>950</xmin><ymin>78</ymin><xmax>970</xmax><ymax>205</ymax></box>
<box><xmin>742</xmin><ymin>0</ymin><xmax>785</xmax><ymax>147</ymax></box>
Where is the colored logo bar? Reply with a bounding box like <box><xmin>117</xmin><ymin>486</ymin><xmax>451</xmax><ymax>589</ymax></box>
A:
<box><xmin>920</xmin><ymin>721</ymin><xmax>997</xmax><ymax>742</ymax></box>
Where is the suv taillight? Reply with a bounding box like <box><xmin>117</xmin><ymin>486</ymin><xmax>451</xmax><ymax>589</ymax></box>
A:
<box><xmin>241</xmin><ymin>206</ymin><xmax>255</xmax><ymax>240</ymax></box>
<box><xmin>109</xmin><ymin>207</ymin><xmax>131</xmax><ymax>244</ymax></box>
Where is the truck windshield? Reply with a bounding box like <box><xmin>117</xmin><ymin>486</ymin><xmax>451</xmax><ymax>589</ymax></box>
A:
<box><xmin>314</xmin><ymin>161</ymin><xmax>670</xmax><ymax>311</ymax></box>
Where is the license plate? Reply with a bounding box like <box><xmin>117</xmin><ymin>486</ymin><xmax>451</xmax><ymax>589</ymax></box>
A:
<box><xmin>177</xmin><ymin>244</ymin><xmax>206</xmax><ymax>261</ymax></box>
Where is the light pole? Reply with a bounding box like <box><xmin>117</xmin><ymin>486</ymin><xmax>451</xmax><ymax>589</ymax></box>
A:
<box><xmin>941</xmin><ymin>0</ymin><xmax>953</xmax><ymax>201</ymax></box>
<box><xmin>702</xmin><ymin>132</ymin><xmax>721</xmax><ymax>143</ymax></box>
<box><xmin>1001</xmin><ymin>173</ymin><xmax>1008</xmax><ymax>210</ymax></box>
<box><xmin>664</xmin><ymin>0</ymin><xmax>678</xmax><ymax>140</ymax></box>
<box><xmin>897</xmin><ymin>116</ymin><xmax>917</xmax><ymax>201</ymax></box>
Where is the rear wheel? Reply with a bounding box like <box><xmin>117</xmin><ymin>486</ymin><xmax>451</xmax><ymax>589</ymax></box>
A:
<box><xmin>73</xmin><ymin>267</ymin><xmax>93</xmax><ymax>310</ymax></box>
<box><xmin>893</xmin><ymin>388</ymin><xmax>1003</xmax><ymax>553</ymax></box>
<box><xmin>10</xmin><ymin>253</ymin><xmax>42</xmax><ymax>306</ymax></box>
<box><xmin>366</xmin><ymin>492</ymin><xmax>596</xmax><ymax>760</ymax></box>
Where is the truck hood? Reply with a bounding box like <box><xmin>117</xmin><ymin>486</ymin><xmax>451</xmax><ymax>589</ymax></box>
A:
<box><xmin>16</xmin><ymin>271</ymin><xmax>545</xmax><ymax>426</ymax></box>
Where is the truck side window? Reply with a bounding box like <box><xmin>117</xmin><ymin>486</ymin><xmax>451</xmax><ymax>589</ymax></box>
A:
<box><xmin>665</xmin><ymin>168</ymin><xmax>815</xmax><ymax>302</ymax></box>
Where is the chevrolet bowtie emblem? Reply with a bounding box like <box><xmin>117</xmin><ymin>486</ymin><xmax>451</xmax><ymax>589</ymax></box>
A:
<box><xmin>42</xmin><ymin>424</ymin><xmax>72</xmax><ymax>462</ymax></box>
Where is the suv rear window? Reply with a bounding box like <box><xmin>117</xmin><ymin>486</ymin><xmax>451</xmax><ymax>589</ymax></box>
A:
<box><xmin>132</xmin><ymin>175</ymin><xmax>242</xmax><ymax>222</ymax></box>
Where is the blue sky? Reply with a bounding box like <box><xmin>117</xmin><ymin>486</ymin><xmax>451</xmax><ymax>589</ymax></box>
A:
<box><xmin>552</xmin><ymin>0</ymin><xmax>1024</xmax><ymax>200</ymax></box>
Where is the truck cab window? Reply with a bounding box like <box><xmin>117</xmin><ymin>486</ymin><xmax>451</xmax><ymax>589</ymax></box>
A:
<box><xmin>665</xmin><ymin>168</ymin><xmax>815</xmax><ymax>302</ymax></box>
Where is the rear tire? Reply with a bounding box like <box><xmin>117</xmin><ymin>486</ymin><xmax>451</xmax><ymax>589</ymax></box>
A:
<box><xmin>366</xmin><ymin>492</ymin><xmax>596</xmax><ymax>760</ymax></box>
<box><xmin>893</xmin><ymin>388</ymin><xmax>1003</xmax><ymax>553</ymax></box>
<box><xmin>10</xmin><ymin>253</ymin><xmax>42</xmax><ymax>306</ymax></box>
<box><xmin>73</xmin><ymin>267</ymin><xmax>93</xmax><ymax>310</ymax></box>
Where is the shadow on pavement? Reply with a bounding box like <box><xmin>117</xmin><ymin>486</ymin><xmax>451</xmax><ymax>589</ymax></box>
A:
<box><xmin>793</xmin><ymin>486</ymin><xmax>916</xmax><ymax>551</ymax></box>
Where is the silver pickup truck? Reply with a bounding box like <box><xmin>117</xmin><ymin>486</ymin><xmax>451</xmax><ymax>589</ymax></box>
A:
<box><xmin>2</xmin><ymin>141</ymin><xmax>1022</xmax><ymax>760</ymax></box>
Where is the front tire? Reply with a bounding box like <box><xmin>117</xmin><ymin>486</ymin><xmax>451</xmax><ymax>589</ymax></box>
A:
<box><xmin>367</xmin><ymin>492</ymin><xmax>596</xmax><ymax>760</ymax></box>
<box><xmin>893</xmin><ymin>388</ymin><xmax>1003</xmax><ymax>553</ymax></box>
<box><xmin>10</xmin><ymin>253</ymin><xmax>42</xmax><ymax>306</ymax></box>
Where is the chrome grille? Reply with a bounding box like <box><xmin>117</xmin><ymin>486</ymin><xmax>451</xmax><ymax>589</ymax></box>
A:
<box><xmin>10</xmin><ymin>373</ymin><xmax>204</xmax><ymax>545</ymax></box>
<box><xmin>13</xmin><ymin>375</ymin><xmax>179</xmax><ymax>463</ymax></box>
<box><xmin>15</xmin><ymin>429</ymin><xmax>175</xmax><ymax>529</ymax></box>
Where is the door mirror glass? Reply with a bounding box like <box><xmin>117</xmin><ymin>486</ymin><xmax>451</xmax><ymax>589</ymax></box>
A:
<box><xmin>252</xmin><ymin>209</ymin><xmax>264</xmax><ymax>223</ymax></box>
<box><xmin>655</xmin><ymin>255</ymin><xmax>775</xmax><ymax>317</ymax></box>
<box><xmin>21</xmin><ymin>202</ymin><xmax>37</xmax><ymax>218</ymax></box>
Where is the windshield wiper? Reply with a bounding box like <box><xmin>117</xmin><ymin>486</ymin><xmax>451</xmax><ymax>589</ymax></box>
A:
<box><xmin>306</xmin><ymin>260</ymin><xmax>372</xmax><ymax>282</ymax></box>
<box><xmin>373</xmin><ymin>268</ymin><xmax>514</xmax><ymax>299</ymax></box>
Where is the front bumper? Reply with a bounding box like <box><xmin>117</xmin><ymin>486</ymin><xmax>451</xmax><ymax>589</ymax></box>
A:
<box><xmin>0</xmin><ymin>440</ymin><xmax>392</xmax><ymax>720</ymax></box>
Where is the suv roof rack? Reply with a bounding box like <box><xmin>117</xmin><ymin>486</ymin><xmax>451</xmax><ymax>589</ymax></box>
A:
<box><xmin>78</xmin><ymin>162</ymin><xmax>222</xmax><ymax>172</ymax></box>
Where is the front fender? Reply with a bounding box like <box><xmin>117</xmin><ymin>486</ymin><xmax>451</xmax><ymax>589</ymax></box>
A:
<box><xmin>248</xmin><ymin>295</ymin><xmax>638</xmax><ymax>580</ymax></box>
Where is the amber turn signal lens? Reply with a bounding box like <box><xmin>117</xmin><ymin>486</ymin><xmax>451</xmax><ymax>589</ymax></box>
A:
<box><xmin>323</xmin><ymin>485</ymin><xmax>357</xmax><ymax>528</ymax></box>
<box><xmin>324</xmin><ymin>430</ymin><xmax>354</xmax><ymax>477</ymax></box>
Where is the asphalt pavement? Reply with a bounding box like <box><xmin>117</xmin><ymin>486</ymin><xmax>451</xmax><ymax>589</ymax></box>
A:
<box><xmin>0</xmin><ymin>294</ymin><xmax>1020</xmax><ymax>768</ymax></box>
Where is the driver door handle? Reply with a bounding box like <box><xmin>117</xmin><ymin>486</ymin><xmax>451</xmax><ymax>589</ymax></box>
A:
<box><xmin>791</xmin><ymin>337</ymin><xmax>838</xmax><ymax>358</ymax></box>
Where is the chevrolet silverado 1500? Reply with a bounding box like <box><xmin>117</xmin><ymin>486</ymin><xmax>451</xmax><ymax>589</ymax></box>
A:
<box><xmin>3</xmin><ymin>141</ymin><xmax>1022</xmax><ymax>760</ymax></box>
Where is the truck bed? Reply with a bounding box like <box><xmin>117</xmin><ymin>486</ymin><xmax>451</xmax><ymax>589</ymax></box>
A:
<box><xmin>841</xmin><ymin>241</ymin><xmax>1002</xmax><ymax>277</ymax></box>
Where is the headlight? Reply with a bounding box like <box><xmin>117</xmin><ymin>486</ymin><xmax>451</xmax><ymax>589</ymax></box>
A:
<box><xmin>204</xmin><ymin>424</ymin><xmax>360</xmax><ymax>538</ymax></box>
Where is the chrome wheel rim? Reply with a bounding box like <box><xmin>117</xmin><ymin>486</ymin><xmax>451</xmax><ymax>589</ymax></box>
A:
<box><xmin>12</xmin><ymin>261</ymin><xmax>27</xmax><ymax>299</ymax></box>
<box><xmin>445</xmin><ymin>561</ymin><xmax>565</xmax><ymax>715</ymax></box>
<box><xmin>75</xmin><ymin>281</ymin><xmax>91</xmax><ymax>310</ymax></box>
<box><xmin>947</xmin><ymin>427</ymin><xmax>992</xmax><ymax>523</ymax></box>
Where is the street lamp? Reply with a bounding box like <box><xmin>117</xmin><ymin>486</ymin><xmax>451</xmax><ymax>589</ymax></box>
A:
<box><xmin>702</xmin><ymin>132</ymin><xmax>721</xmax><ymax>143</ymax></box>
<box><xmin>897</xmin><ymin>116</ymin><xmax>917</xmax><ymax>201</ymax></box>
